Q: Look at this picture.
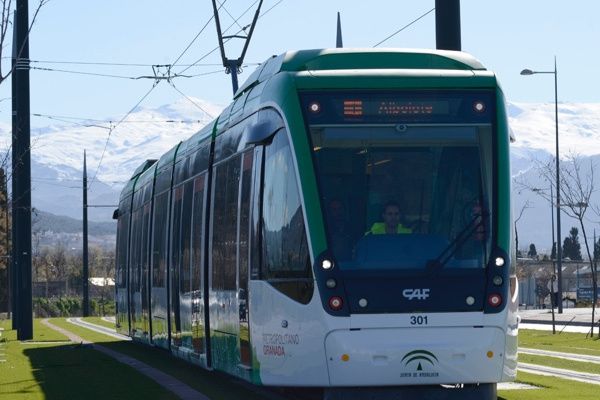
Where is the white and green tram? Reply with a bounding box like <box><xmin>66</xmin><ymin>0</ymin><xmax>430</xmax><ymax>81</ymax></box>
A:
<box><xmin>115</xmin><ymin>48</ymin><xmax>518</xmax><ymax>399</ymax></box>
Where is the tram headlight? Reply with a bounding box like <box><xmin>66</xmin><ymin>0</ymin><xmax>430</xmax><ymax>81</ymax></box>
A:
<box><xmin>492</xmin><ymin>275</ymin><xmax>503</xmax><ymax>286</ymax></box>
<box><xmin>473</xmin><ymin>100</ymin><xmax>486</xmax><ymax>113</ymax></box>
<box><xmin>309</xmin><ymin>101</ymin><xmax>321</xmax><ymax>113</ymax></box>
<box><xmin>494</xmin><ymin>257</ymin><xmax>505</xmax><ymax>267</ymax></box>
<box><xmin>326</xmin><ymin>278</ymin><xmax>337</xmax><ymax>289</ymax></box>
<box><xmin>322</xmin><ymin>259</ymin><xmax>334</xmax><ymax>270</ymax></box>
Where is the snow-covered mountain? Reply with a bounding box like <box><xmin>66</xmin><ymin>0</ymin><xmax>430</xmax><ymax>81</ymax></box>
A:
<box><xmin>0</xmin><ymin>98</ymin><xmax>223</xmax><ymax>221</ymax></box>
<box><xmin>2</xmin><ymin>98</ymin><xmax>599</xmax><ymax>254</ymax></box>
<box><xmin>509</xmin><ymin>102</ymin><xmax>600</xmax><ymax>255</ymax></box>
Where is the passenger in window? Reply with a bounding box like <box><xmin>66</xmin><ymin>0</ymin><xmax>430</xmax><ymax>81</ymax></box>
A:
<box><xmin>366</xmin><ymin>201</ymin><xmax>412</xmax><ymax>235</ymax></box>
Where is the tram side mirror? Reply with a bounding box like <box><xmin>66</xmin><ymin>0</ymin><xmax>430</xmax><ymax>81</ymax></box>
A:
<box><xmin>112</xmin><ymin>209</ymin><xmax>119</xmax><ymax>220</ymax></box>
<box><xmin>244</xmin><ymin>120</ymin><xmax>281</xmax><ymax>146</ymax></box>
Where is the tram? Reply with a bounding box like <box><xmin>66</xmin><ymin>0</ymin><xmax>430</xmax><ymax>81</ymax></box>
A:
<box><xmin>115</xmin><ymin>48</ymin><xmax>518</xmax><ymax>399</ymax></box>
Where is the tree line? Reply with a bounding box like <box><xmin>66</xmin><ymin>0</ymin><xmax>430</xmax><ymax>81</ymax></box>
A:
<box><xmin>522</xmin><ymin>226</ymin><xmax>600</xmax><ymax>262</ymax></box>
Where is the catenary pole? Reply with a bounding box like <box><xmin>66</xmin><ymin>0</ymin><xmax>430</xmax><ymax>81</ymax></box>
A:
<box><xmin>14</xmin><ymin>0</ymin><xmax>33</xmax><ymax>340</ymax></box>
<box><xmin>82</xmin><ymin>150</ymin><xmax>89</xmax><ymax>316</ymax></box>
<box><xmin>435</xmin><ymin>0</ymin><xmax>461</xmax><ymax>51</ymax></box>
<box><xmin>10</xmin><ymin>17</ymin><xmax>18</xmax><ymax>330</ymax></box>
<box><xmin>3</xmin><ymin>169</ymin><xmax>11</xmax><ymax>322</ymax></box>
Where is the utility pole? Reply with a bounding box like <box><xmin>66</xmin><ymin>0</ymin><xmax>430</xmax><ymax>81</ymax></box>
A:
<box><xmin>82</xmin><ymin>150</ymin><xmax>89</xmax><ymax>317</ymax></box>
<box><xmin>212</xmin><ymin>0</ymin><xmax>263</xmax><ymax>95</ymax></box>
<box><xmin>435</xmin><ymin>0</ymin><xmax>461</xmax><ymax>51</ymax></box>
<box><xmin>13</xmin><ymin>0</ymin><xmax>33</xmax><ymax>340</ymax></box>
<box><xmin>1</xmin><ymin>169</ymin><xmax>10</xmax><ymax>321</ymax></box>
<box><xmin>10</xmin><ymin>19</ymin><xmax>18</xmax><ymax>329</ymax></box>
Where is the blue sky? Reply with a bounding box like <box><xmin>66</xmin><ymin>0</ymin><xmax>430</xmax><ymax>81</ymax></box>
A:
<box><xmin>1</xmin><ymin>0</ymin><xmax>599</xmax><ymax>128</ymax></box>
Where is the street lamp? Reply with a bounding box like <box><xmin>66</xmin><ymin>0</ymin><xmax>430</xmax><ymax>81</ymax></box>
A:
<box><xmin>521</xmin><ymin>57</ymin><xmax>563</xmax><ymax>313</ymax></box>
<box><xmin>531</xmin><ymin>186</ymin><xmax>556</xmax><ymax>332</ymax></box>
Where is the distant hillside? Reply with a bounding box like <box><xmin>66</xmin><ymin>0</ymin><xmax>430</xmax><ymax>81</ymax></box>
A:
<box><xmin>33</xmin><ymin>209</ymin><xmax>116</xmax><ymax>236</ymax></box>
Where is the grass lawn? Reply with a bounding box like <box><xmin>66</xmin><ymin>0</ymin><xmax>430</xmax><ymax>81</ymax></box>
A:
<box><xmin>498</xmin><ymin>329</ymin><xmax>600</xmax><ymax>399</ymax></box>
<box><xmin>519</xmin><ymin>329</ymin><xmax>600</xmax><ymax>356</ymax></box>
<box><xmin>519</xmin><ymin>353</ymin><xmax>600</xmax><ymax>375</ymax></box>
<box><xmin>82</xmin><ymin>316</ymin><xmax>116</xmax><ymax>329</ymax></box>
<box><xmin>51</xmin><ymin>318</ymin><xmax>270</xmax><ymax>400</ymax></box>
<box><xmin>499</xmin><ymin>371</ymin><xmax>600</xmax><ymax>399</ymax></box>
<box><xmin>0</xmin><ymin>319</ymin><xmax>178</xmax><ymax>400</ymax></box>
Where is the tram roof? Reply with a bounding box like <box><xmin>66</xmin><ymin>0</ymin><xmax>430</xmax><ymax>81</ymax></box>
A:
<box><xmin>235</xmin><ymin>48</ymin><xmax>487</xmax><ymax>97</ymax></box>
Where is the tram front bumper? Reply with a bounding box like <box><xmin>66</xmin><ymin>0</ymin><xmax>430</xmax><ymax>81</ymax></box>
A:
<box><xmin>324</xmin><ymin>327</ymin><xmax>505</xmax><ymax>386</ymax></box>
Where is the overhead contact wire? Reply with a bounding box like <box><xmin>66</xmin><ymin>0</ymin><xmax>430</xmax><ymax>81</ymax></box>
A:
<box><xmin>176</xmin><ymin>0</ymin><xmax>263</xmax><ymax>76</ymax></box>
<box><xmin>373</xmin><ymin>7</ymin><xmax>435</xmax><ymax>48</ymax></box>
<box><xmin>89</xmin><ymin>82</ymin><xmax>161</xmax><ymax>189</ymax></box>
<box><xmin>170</xmin><ymin>0</ymin><xmax>228</xmax><ymax>69</ymax></box>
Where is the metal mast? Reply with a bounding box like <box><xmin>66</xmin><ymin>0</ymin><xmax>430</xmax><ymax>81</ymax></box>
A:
<box><xmin>435</xmin><ymin>0</ymin><xmax>461</xmax><ymax>51</ymax></box>
<box><xmin>211</xmin><ymin>0</ymin><xmax>263</xmax><ymax>95</ymax></box>
<box><xmin>13</xmin><ymin>0</ymin><xmax>33</xmax><ymax>340</ymax></box>
<box><xmin>83</xmin><ymin>150</ymin><xmax>89</xmax><ymax>317</ymax></box>
<box><xmin>336</xmin><ymin>12</ymin><xmax>343</xmax><ymax>48</ymax></box>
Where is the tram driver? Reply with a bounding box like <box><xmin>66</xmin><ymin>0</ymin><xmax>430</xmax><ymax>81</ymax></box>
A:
<box><xmin>366</xmin><ymin>201</ymin><xmax>412</xmax><ymax>235</ymax></box>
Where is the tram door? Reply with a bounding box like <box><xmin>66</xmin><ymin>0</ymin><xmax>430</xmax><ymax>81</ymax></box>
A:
<box><xmin>209</xmin><ymin>148</ymin><xmax>254</xmax><ymax>372</ymax></box>
<box><xmin>209</xmin><ymin>152</ymin><xmax>243</xmax><ymax>372</ymax></box>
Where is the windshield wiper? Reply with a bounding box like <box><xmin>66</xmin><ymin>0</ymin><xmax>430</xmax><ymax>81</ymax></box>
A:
<box><xmin>426</xmin><ymin>210</ymin><xmax>488</xmax><ymax>272</ymax></box>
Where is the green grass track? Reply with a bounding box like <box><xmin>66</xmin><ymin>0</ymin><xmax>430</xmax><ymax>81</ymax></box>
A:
<box><xmin>50</xmin><ymin>318</ymin><xmax>268</xmax><ymax>400</ymax></box>
<box><xmin>0</xmin><ymin>319</ymin><xmax>178</xmax><ymax>400</ymax></box>
<box><xmin>82</xmin><ymin>316</ymin><xmax>116</xmax><ymax>329</ymax></box>
<box><xmin>498</xmin><ymin>371</ymin><xmax>600</xmax><ymax>400</ymax></box>
<box><xmin>519</xmin><ymin>329</ymin><xmax>600</xmax><ymax>356</ymax></box>
<box><xmin>519</xmin><ymin>353</ymin><xmax>600</xmax><ymax>375</ymax></box>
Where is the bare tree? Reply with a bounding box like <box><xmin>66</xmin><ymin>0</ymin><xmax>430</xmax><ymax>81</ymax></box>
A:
<box><xmin>560</xmin><ymin>155</ymin><xmax>597</xmax><ymax>337</ymax></box>
<box><xmin>522</xmin><ymin>154</ymin><xmax>598</xmax><ymax>336</ymax></box>
<box><xmin>514</xmin><ymin>200</ymin><xmax>532</xmax><ymax>258</ymax></box>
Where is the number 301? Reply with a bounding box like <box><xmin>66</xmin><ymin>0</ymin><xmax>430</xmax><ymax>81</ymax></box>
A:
<box><xmin>410</xmin><ymin>315</ymin><xmax>428</xmax><ymax>325</ymax></box>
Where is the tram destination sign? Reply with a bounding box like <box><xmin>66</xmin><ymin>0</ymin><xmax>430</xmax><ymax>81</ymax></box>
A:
<box><xmin>301</xmin><ymin>90</ymin><xmax>494</xmax><ymax>125</ymax></box>
<box><xmin>342</xmin><ymin>99</ymin><xmax>450</xmax><ymax>117</ymax></box>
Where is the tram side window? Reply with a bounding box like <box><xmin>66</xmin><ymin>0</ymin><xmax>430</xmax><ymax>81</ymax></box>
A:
<box><xmin>238</xmin><ymin>151</ymin><xmax>253</xmax><ymax>295</ymax></box>
<box><xmin>130</xmin><ymin>209</ymin><xmax>142</xmax><ymax>292</ymax></box>
<box><xmin>211</xmin><ymin>154</ymin><xmax>241</xmax><ymax>291</ymax></box>
<box><xmin>141</xmin><ymin>202</ymin><xmax>151</xmax><ymax>285</ymax></box>
<box><xmin>152</xmin><ymin>192</ymin><xmax>169</xmax><ymax>287</ymax></box>
<box><xmin>192</xmin><ymin>175</ymin><xmax>206</xmax><ymax>292</ymax></box>
<box><xmin>117</xmin><ymin>213</ymin><xmax>130</xmax><ymax>288</ymax></box>
<box><xmin>181</xmin><ymin>180</ymin><xmax>194</xmax><ymax>294</ymax></box>
<box><xmin>261</xmin><ymin>129</ymin><xmax>313</xmax><ymax>304</ymax></box>
<box><xmin>171</xmin><ymin>186</ymin><xmax>184</xmax><ymax>287</ymax></box>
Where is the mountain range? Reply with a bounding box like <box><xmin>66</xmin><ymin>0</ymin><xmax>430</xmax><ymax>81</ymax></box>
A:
<box><xmin>2</xmin><ymin>98</ymin><xmax>600</xmax><ymax>256</ymax></box>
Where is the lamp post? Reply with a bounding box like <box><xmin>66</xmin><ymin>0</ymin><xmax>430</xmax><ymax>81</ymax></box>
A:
<box><xmin>532</xmin><ymin>186</ymin><xmax>556</xmax><ymax>332</ymax></box>
<box><xmin>521</xmin><ymin>57</ymin><xmax>563</xmax><ymax>313</ymax></box>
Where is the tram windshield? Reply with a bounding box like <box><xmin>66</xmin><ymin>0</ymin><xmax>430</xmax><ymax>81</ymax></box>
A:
<box><xmin>302</xmin><ymin>91</ymin><xmax>494</xmax><ymax>271</ymax></box>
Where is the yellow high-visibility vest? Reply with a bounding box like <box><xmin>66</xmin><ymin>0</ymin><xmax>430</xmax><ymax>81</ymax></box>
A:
<box><xmin>366</xmin><ymin>222</ymin><xmax>412</xmax><ymax>235</ymax></box>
